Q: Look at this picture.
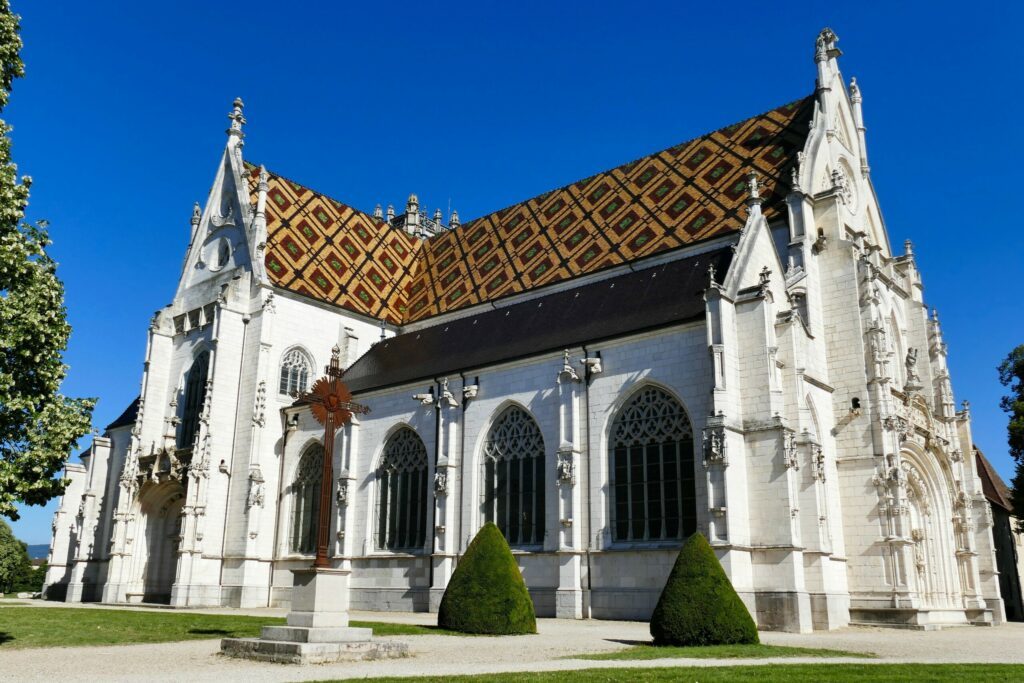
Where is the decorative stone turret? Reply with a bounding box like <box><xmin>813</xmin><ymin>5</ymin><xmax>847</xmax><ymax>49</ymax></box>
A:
<box><xmin>226</xmin><ymin>97</ymin><xmax>245</xmax><ymax>139</ymax></box>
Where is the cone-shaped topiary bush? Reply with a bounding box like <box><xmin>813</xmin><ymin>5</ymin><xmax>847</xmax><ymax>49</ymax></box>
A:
<box><xmin>438</xmin><ymin>522</ymin><xmax>537</xmax><ymax>634</ymax></box>
<box><xmin>650</xmin><ymin>532</ymin><xmax>759</xmax><ymax>646</ymax></box>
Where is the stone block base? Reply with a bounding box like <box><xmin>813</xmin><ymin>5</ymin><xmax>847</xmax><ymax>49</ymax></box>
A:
<box><xmin>220</xmin><ymin>635</ymin><xmax>408</xmax><ymax>665</ymax></box>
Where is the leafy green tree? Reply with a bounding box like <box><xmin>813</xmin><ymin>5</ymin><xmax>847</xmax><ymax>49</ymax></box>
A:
<box><xmin>999</xmin><ymin>345</ymin><xmax>1024</xmax><ymax>530</ymax></box>
<box><xmin>650</xmin><ymin>532</ymin><xmax>759</xmax><ymax>646</ymax></box>
<box><xmin>438</xmin><ymin>522</ymin><xmax>536</xmax><ymax>635</ymax></box>
<box><xmin>0</xmin><ymin>517</ymin><xmax>24</xmax><ymax>591</ymax></box>
<box><xmin>0</xmin><ymin>1</ymin><xmax>94</xmax><ymax>519</ymax></box>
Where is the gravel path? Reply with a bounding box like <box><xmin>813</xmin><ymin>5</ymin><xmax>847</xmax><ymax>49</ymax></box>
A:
<box><xmin>1</xmin><ymin>603</ymin><xmax>1022</xmax><ymax>681</ymax></box>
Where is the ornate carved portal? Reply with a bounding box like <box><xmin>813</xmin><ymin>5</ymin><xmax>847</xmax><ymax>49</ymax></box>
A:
<box><xmin>873</xmin><ymin>452</ymin><xmax>965</xmax><ymax>611</ymax></box>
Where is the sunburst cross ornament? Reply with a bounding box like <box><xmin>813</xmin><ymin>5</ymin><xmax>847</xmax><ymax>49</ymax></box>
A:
<box><xmin>295</xmin><ymin>345</ymin><xmax>370</xmax><ymax>567</ymax></box>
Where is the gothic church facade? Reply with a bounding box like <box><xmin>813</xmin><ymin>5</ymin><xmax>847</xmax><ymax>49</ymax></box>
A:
<box><xmin>45</xmin><ymin>30</ymin><xmax>1007</xmax><ymax>631</ymax></box>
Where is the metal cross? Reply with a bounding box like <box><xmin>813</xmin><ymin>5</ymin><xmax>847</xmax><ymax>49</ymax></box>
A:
<box><xmin>295</xmin><ymin>345</ymin><xmax>370</xmax><ymax>568</ymax></box>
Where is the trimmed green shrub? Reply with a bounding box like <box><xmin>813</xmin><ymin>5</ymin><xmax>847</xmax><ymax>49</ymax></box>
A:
<box><xmin>438</xmin><ymin>522</ymin><xmax>537</xmax><ymax>634</ymax></box>
<box><xmin>650</xmin><ymin>532</ymin><xmax>759</xmax><ymax>646</ymax></box>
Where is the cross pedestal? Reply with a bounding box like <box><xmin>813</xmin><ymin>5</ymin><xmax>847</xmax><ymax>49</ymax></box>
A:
<box><xmin>222</xmin><ymin>567</ymin><xmax>408</xmax><ymax>663</ymax></box>
<box><xmin>220</xmin><ymin>347</ymin><xmax>408</xmax><ymax>664</ymax></box>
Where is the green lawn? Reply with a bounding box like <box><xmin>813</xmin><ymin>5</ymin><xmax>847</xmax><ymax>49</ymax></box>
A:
<box><xmin>0</xmin><ymin>604</ymin><xmax>456</xmax><ymax>649</ymax></box>
<box><xmin>574</xmin><ymin>642</ymin><xmax>872</xmax><ymax>660</ymax></box>
<box><xmin>314</xmin><ymin>664</ymin><xmax>1024</xmax><ymax>682</ymax></box>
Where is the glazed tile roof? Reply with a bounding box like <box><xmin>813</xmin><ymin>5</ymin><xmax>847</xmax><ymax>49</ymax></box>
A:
<box><xmin>976</xmin><ymin>447</ymin><xmax>1014</xmax><ymax>513</ymax></box>
<box><xmin>250</xmin><ymin>95</ymin><xmax>814</xmax><ymax>325</ymax></box>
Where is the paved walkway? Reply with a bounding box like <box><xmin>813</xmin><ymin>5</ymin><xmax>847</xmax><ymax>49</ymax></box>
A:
<box><xmin>1</xmin><ymin>601</ymin><xmax>1023</xmax><ymax>681</ymax></box>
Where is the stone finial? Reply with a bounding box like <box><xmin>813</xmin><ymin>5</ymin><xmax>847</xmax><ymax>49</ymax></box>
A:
<box><xmin>707</xmin><ymin>263</ymin><xmax>717</xmax><ymax>287</ymax></box>
<box><xmin>257</xmin><ymin>164</ymin><xmax>269</xmax><ymax>192</ymax></box>
<box><xmin>227</xmin><ymin>97</ymin><xmax>246</xmax><ymax>138</ymax></box>
<box><xmin>904</xmin><ymin>239</ymin><xmax>914</xmax><ymax>257</ymax></box>
<box><xmin>191</xmin><ymin>202</ymin><xmax>201</xmax><ymax>227</ymax></box>
<box><xmin>373</xmin><ymin>204</ymin><xmax>383</xmax><ymax>219</ymax></box>
<box><xmin>407</xmin><ymin>193</ymin><xmax>419</xmax><ymax>212</ymax></box>
<box><xmin>815</xmin><ymin>27</ymin><xmax>841</xmax><ymax>62</ymax></box>
<box><xmin>746</xmin><ymin>171</ymin><xmax>762</xmax><ymax>209</ymax></box>
<box><xmin>849</xmin><ymin>77</ymin><xmax>861</xmax><ymax>102</ymax></box>
<box><xmin>449</xmin><ymin>210</ymin><xmax>460</xmax><ymax>229</ymax></box>
<box><xmin>433</xmin><ymin>208</ymin><xmax>443</xmax><ymax>224</ymax></box>
<box><xmin>386</xmin><ymin>204</ymin><xmax>395</xmax><ymax>222</ymax></box>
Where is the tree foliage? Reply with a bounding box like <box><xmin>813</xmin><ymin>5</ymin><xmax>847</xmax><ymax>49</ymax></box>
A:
<box><xmin>650</xmin><ymin>532</ymin><xmax>759</xmax><ymax>646</ymax></box>
<box><xmin>0</xmin><ymin>516</ymin><xmax>26</xmax><ymax>591</ymax></box>
<box><xmin>0</xmin><ymin>1</ymin><xmax>94</xmax><ymax>519</ymax></box>
<box><xmin>437</xmin><ymin>522</ymin><xmax>537</xmax><ymax>635</ymax></box>
<box><xmin>998</xmin><ymin>344</ymin><xmax>1024</xmax><ymax>530</ymax></box>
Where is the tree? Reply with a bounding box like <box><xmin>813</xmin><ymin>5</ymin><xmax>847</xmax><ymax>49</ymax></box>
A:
<box><xmin>0</xmin><ymin>1</ymin><xmax>94</xmax><ymax>519</ymax></box>
<box><xmin>0</xmin><ymin>517</ymin><xmax>24</xmax><ymax>591</ymax></box>
<box><xmin>999</xmin><ymin>344</ymin><xmax>1024</xmax><ymax>530</ymax></box>
<box><xmin>650</xmin><ymin>532</ymin><xmax>759</xmax><ymax>646</ymax></box>
<box><xmin>437</xmin><ymin>522</ymin><xmax>536</xmax><ymax>635</ymax></box>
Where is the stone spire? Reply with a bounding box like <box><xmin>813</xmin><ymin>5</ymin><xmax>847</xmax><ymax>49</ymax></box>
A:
<box><xmin>254</xmin><ymin>165</ymin><xmax>269</xmax><ymax>222</ymax></box>
<box><xmin>849</xmin><ymin>77</ymin><xmax>871</xmax><ymax>176</ymax></box>
<box><xmin>189</xmin><ymin>202</ymin><xmax>201</xmax><ymax>241</ymax></box>
<box><xmin>745</xmin><ymin>171</ymin><xmax>762</xmax><ymax>211</ymax></box>
<box><xmin>449</xmin><ymin>210</ymin><xmax>460</xmax><ymax>229</ymax></box>
<box><xmin>227</xmin><ymin>97</ymin><xmax>245</xmax><ymax>139</ymax></box>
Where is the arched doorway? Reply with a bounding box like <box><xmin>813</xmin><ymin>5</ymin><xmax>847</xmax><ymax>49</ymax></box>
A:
<box><xmin>135</xmin><ymin>482</ymin><xmax>185</xmax><ymax>604</ymax></box>
<box><xmin>900</xmin><ymin>450</ymin><xmax>962</xmax><ymax>610</ymax></box>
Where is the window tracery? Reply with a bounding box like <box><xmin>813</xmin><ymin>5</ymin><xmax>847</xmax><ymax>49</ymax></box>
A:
<box><xmin>610</xmin><ymin>386</ymin><xmax>696</xmax><ymax>542</ymax></box>
<box><xmin>376</xmin><ymin>428</ymin><xmax>428</xmax><ymax>551</ymax></box>
<box><xmin>289</xmin><ymin>443</ymin><xmax>323</xmax><ymax>554</ymax></box>
<box><xmin>279</xmin><ymin>348</ymin><xmax>312</xmax><ymax>397</ymax></box>
<box><xmin>177</xmin><ymin>351</ymin><xmax>210</xmax><ymax>450</ymax></box>
<box><xmin>482</xmin><ymin>406</ymin><xmax>546</xmax><ymax>547</ymax></box>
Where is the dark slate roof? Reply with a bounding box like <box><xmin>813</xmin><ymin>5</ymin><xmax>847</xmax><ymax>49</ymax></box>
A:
<box><xmin>343</xmin><ymin>247</ymin><xmax>732</xmax><ymax>394</ymax></box>
<box><xmin>976</xmin><ymin>447</ymin><xmax>1014</xmax><ymax>513</ymax></box>
<box><xmin>105</xmin><ymin>396</ymin><xmax>140</xmax><ymax>431</ymax></box>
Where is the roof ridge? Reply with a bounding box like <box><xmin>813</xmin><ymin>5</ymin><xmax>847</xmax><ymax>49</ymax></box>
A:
<box><xmin>455</xmin><ymin>93</ymin><xmax>815</xmax><ymax>230</ymax></box>
<box><xmin>244</xmin><ymin>160</ymin><xmax>386</xmax><ymax>226</ymax></box>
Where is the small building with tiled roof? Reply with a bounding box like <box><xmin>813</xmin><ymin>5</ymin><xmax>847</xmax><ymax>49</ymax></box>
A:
<box><xmin>975</xmin><ymin>447</ymin><xmax>1023</xmax><ymax>621</ymax></box>
<box><xmin>47</xmin><ymin>29</ymin><xmax>1010</xmax><ymax>632</ymax></box>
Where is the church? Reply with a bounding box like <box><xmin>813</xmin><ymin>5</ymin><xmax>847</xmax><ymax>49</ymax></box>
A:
<box><xmin>44</xmin><ymin>29</ymin><xmax>1007</xmax><ymax>632</ymax></box>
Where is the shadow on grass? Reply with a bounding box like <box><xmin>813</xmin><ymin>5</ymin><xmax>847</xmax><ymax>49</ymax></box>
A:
<box><xmin>605</xmin><ymin>639</ymin><xmax>649</xmax><ymax>646</ymax></box>
<box><xmin>187</xmin><ymin>628</ymin><xmax>235</xmax><ymax>636</ymax></box>
<box><xmin>0</xmin><ymin>633</ymin><xmax>14</xmax><ymax>645</ymax></box>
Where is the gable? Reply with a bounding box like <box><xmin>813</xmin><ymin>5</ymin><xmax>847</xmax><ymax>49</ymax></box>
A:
<box><xmin>251</xmin><ymin>95</ymin><xmax>814</xmax><ymax>325</ymax></box>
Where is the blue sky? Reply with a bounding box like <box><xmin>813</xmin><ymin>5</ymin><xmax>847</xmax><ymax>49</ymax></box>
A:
<box><xmin>6</xmin><ymin>1</ymin><xmax>1022</xmax><ymax>544</ymax></box>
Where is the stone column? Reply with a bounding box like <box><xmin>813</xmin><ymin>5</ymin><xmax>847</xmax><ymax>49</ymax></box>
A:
<box><xmin>430</xmin><ymin>379</ymin><xmax>458</xmax><ymax>610</ymax></box>
<box><xmin>555</xmin><ymin>351</ymin><xmax>583</xmax><ymax>618</ymax></box>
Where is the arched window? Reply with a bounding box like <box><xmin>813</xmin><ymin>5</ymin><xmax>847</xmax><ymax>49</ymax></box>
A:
<box><xmin>177</xmin><ymin>351</ymin><xmax>210</xmax><ymax>450</ymax></box>
<box><xmin>482</xmin><ymin>406</ymin><xmax>545</xmax><ymax>547</ymax></box>
<box><xmin>375</xmin><ymin>428</ymin><xmax>428</xmax><ymax>551</ymax></box>
<box><xmin>610</xmin><ymin>386</ymin><xmax>695</xmax><ymax>542</ymax></box>
<box><xmin>279</xmin><ymin>348</ymin><xmax>313</xmax><ymax>397</ymax></box>
<box><xmin>290</xmin><ymin>443</ymin><xmax>323</xmax><ymax>554</ymax></box>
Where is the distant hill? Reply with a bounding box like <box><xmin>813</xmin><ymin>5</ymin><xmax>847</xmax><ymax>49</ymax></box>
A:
<box><xmin>27</xmin><ymin>544</ymin><xmax>49</xmax><ymax>560</ymax></box>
